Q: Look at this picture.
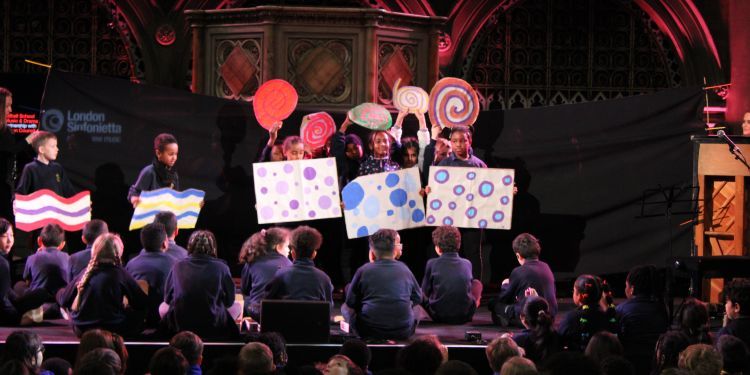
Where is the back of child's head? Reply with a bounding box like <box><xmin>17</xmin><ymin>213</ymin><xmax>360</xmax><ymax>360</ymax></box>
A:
<box><xmin>368</xmin><ymin>228</ymin><xmax>398</xmax><ymax>258</ymax></box>
<box><xmin>431</xmin><ymin>225</ymin><xmax>461</xmax><ymax>253</ymax></box>
<box><xmin>723</xmin><ymin>278</ymin><xmax>750</xmax><ymax>316</ymax></box>
<box><xmin>187</xmin><ymin>230</ymin><xmax>217</xmax><ymax>257</ymax></box>
<box><xmin>654</xmin><ymin>331</ymin><xmax>691</xmax><ymax>373</ymax></box>
<box><xmin>82</xmin><ymin>219</ymin><xmax>108</xmax><ymax>245</ymax></box>
<box><xmin>678</xmin><ymin>344</ymin><xmax>722</xmax><ymax>375</ymax></box>
<box><xmin>599</xmin><ymin>355</ymin><xmax>635</xmax><ymax>375</ymax></box>
<box><xmin>1</xmin><ymin>331</ymin><xmax>42</xmax><ymax>369</ymax></box>
<box><xmin>339</xmin><ymin>339</ymin><xmax>371</xmax><ymax>373</ymax></box>
<box><xmin>499</xmin><ymin>356</ymin><xmax>537</xmax><ymax>375</ymax></box>
<box><xmin>149</xmin><ymin>347</ymin><xmax>188</xmax><ymax>375</ymax></box>
<box><xmin>717</xmin><ymin>335</ymin><xmax>749</xmax><ymax>374</ymax></box>
<box><xmin>626</xmin><ymin>264</ymin><xmax>659</xmax><ymax>297</ymax></box>
<box><xmin>153</xmin><ymin>211</ymin><xmax>177</xmax><ymax>237</ymax></box>
<box><xmin>574</xmin><ymin>274</ymin><xmax>602</xmax><ymax>306</ymax></box>
<box><xmin>239</xmin><ymin>227</ymin><xmax>290</xmax><ymax>264</ymax></box>
<box><xmin>541</xmin><ymin>351</ymin><xmax>600</xmax><ymax>375</ymax></box>
<box><xmin>154</xmin><ymin>133</ymin><xmax>177</xmax><ymax>152</ymax></box>
<box><xmin>74</xmin><ymin>348</ymin><xmax>122</xmax><ymax>375</ymax></box>
<box><xmin>584</xmin><ymin>331</ymin><xmax>623</xmax><ymax>363</ymax></box>
<box><xmin>259</xmin><ymin>332</ymin><xmax>288</xmax><ymax>368</ymax></box>
<box><xmin>41</xmin><ymin>357</ymin><xmax>72</xmax><ymax>375</ymax></box>
<box><xmin>75</xmin><ymin>329</ymin><xmax>128</xmax><ymax>374</ymax></box>
<box><xmin>31</xmin><ymin>131</ymin><xmax>56</xmax><ymax>154</ymax></box>
<box><xmin>169</xmin><ymin>331</ymin><xmax>203</xmax><ymax>366</ymax></box>
<box><xmin>396</xmin><ymin>339</ymin><xmax>444</xmax><ymax>375</ymax></box>
<box><xmin>435</xmin><ymin>360</ymin><xmax>478</xmax><ymax>375</ymax></box>
<box><xmin>238</xmin><ymin>342</ymin><xmax>274</xmax><ymax>375</ymax></box>
<box><xmin>291</xmin><ymin>225</ymin><xmax>322</xmax><ymax>259</ymax></box>
<box><xmin>140</xmin><ymin>222</ymin><xmax>166</xmax><ymax>253</ymax></box>
<box><xmin>512</xmin><ymin>233</ymin><xmax>540</xmax><ymax>259</ymax></box>
<box><xmin>0</xmin><ymin>360</ymin><xmax>32</xmax><ymax>375</ymax></box>
<box><xmin>485</xmin><ymin>337</ymin><xmax>522</xmax><ymax>372</ymax></box>
<box><xmin>0</xmin><ymin>217</ymin><xmax>10</xmax><ymax>234</ymax></box>
<box><xmin>678</xmin><ymin>298</ymin><xmax>710</xmax><ymax>343</ymax></box>
<box><xmin>39</xmin><ymin>223</ymin><xmax>65</xmax><ymax>247</ymax></box>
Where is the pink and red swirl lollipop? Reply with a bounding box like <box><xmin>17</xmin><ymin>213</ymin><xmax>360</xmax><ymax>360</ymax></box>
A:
<box><xmin>253</xmin><ymin>79</ymin><xmax>298</xmax><ymax>129</ymax></box>
<box><xmin>428</xmin><ymin>77</ymin><xmax>479</xmax><ymax>128</ymax></box>
<box><xmin>300</xmin><ymin>112</ymin><xmax>335</xmax><ymax>150</ymax></box>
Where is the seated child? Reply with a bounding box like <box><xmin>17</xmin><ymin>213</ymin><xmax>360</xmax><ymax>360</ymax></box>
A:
<box><xmin>489</xmin><ymin>233</ymin><xmax>557</xmax><ymax>326</ymax></box>
<box><xmin>239</xmin><ymin>227</ymin><xmax>292</xmax><ymax>321</ymax></box>
<box><xmin>265</xmin><ymin>226</ymin><xmax>334</xmax><ymax>308</ymax></box>
<box><xmin>16</xmin><ymin>131</ymin><xmax>76</xmax><ymax>197</ymax></box>
<box><xmin>616</xmin><ymin>264</ymin><xmax>669</xmax><ymax>374</ymax></box>
<box><xmin>153</xmin><ymin>211</ymin><xmax>188</xmax><ymax>261</ymax></box>
<box><xmin>558</xmin><ymin>274</ymin><xmax>617</xmax><ymax>351</ymax></box>
<box><xmin>128</xmin><ymin>133</ymin><xmax>179</xmax><ymax>207</ymax></box>
<box><xmin>22</xmin><ymin>223</ymin><xmax>70</xmax><ymax>299</ymax></box>
<box><xmin>58</xmin><ymin>234</ymin><xmax>147</xmax><ymax>337</ymax></box>
<box><xmin>421</xmin><ymin>225</ymin><xmax>481</xmax><ymax>324</ymax></box>
<box><xmin>162</xmin><ymin>230</ymin><xmax>238</xmax><ymax>339</ymax></box>
<box><xmin>342</xmin><ymin>229</ymin><xmax>422</xmax><ymax>339</ymax></box>
<box><xmin>0</xmin><ymin>218</ymin><xmax>47</xmax><ymax>325</ymax></box>
<box><xmin>125</xmin><ymin>223</ymin><xmax>176</xmax><ymax>326</ymax></box>
<box><xmin>718</xmin><ymin>278</ymin><xmax>750</xmax><ymax>347</ymax></box>
<box><xmin>677</xmin><ymin>298</ymin><xmax>713</xmax><ymax>345</ymax></box>
<box><xmin>69</xmin><ymin>220</ymin><xmax>109</xmax><ymax>281</ymax></box>
<box><xmin>512</xmin><ymin>296</ymin><xmax>562</xmax><ymax>364</ymax></box>
<box><xmin>169</xmin><ymin>331</ymin><xmax>204</xmax><ymax>375</ymax></box>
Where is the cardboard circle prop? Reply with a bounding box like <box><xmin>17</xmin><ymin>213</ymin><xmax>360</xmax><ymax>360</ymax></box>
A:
<box><xmin>428</xmin><ymin>77</ymin><xmax>479</xmax><ymax>128</ymax></box>
<box><xmin>348</xmin><ymin>103</ymin><xmax>392</xmax><ymax>130</ymax></box>
<box><xmin>392</xmin><ymin>78</ymin><xmax>429</xmax><ymax>114</ymax></box>
<box><xmin>253</xmin><ymin>79</ymin><xmax>298</xmax><ymax>129</ymax></box>
<box><xmin>301</xmin><ymin>112</ymin><xmax>335</xmax><ymax>150</ymax></box>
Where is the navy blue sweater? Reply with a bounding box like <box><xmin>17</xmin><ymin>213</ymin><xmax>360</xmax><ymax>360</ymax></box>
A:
<box><xmin>265</xmin><ymin>258</ymin><xmax>334</xmax><ymax>307</ymax></box>
<box><xmin>421</xmin><ymin>252</ymin><xmax>476</xmax><ymax>323</ymax></box>
<box><xmin>16</xmin><ymin>159</ymin><xmax>76</xmax><ymax>197</ymax></box>
<box><xmin>23</xmin><ymin>247</ymin><xmax>69</xmax><ymax>295</ymax></box>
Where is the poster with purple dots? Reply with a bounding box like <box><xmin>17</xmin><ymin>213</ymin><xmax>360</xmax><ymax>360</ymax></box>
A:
<box><xmin>253</xmin><ymin>157</ymin><xmax>342</xmax><ymax>224</ymax></box>
<box><xmin>342</xmin><ymin>168</ymin><xmax>426</xmax><ymax>239</ymax></box>
<box><xmin>426</xmin><ymin>167</ymin><xmax>515</xmax><ymax>230</ymax></box>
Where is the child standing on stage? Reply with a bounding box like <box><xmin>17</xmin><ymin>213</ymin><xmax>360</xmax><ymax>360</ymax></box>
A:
<box><xmin>239</xmin><ymin>227</ymin><xmax>292</xmax><ymax>321</ymax></box>
<box><xmin>257</xmin><ymin>121</ymin><xmax>306</xmax><ymax>162</ymax></box>
<box><xmin>128</xmin><ymin>133</ymin><xmax>179</xmax><ymax>207</ymax></box>
<box><xmin>16</xmin><ymin>131</ymin><xmax>76</xmax><ymax>197</ymax></box>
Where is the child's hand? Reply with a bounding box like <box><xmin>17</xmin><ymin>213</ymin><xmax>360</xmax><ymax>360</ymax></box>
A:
<box><xmin>501</xmin><ymin>278</ymin><xmax>510</xmax><ymax>285</ymax></box>
<box><xmin>130</xmin><ymin>196</ymin><xmax>140</xmax><ymax>208</ymax></box>
<box><xmin>419</xmin><ymin>186</ymin><xmax>431</xmax><ymax>196</ymax></box>
<box><xmin>431</xmin><ymin>125</ymin><xmax>442</xmax><ymax>140</ymax></box>
<box><xmin>524</xmin><ymin>287</ymin><xmax>538</xmax><ymax>297</ymax></box>
<box><xmin>267</xmin><ymin>121</ymin><xmax>282</xmax><ymax>146</ymax></box>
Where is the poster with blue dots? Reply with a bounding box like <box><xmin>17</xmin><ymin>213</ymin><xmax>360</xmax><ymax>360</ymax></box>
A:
<box><xmin>342</xmin><ymin>168</ymin><xmax>426</xmax><ymax>238</ymax></box>
<box><xmin>253</xmin><ymin>157</ymin><xmax>342</xmax><ymax>224</ymax></box>
<box><xmin>426</xmin><ymin>167</ymin><xmax>515</xmax><ymax>230</ymax></box>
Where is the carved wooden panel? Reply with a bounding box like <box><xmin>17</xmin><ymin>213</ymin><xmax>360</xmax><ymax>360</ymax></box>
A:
<box><xmin>288</xmin><ymin>39</ymin><xmax>352</xmax><ymax>105</ymax></box>
<box><xmin>214</xmin><ymin>39</ymin><xmax>262</xmax><ymax>100</ymax></box>
<box><xmin>378</xmin><ymin>41</ymin><xmax>417</xmax><ymax>106</ymax></box>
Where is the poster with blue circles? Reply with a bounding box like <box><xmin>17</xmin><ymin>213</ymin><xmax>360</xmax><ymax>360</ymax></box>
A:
<box><xmin>342</xmin><ymin>168</ymin><xmax>426</xmax><ymax>239</ymax></box>
<box><xmin>426</xmin><ymin>167</ymin><xmax>514</xmax><ymax>230</ymax></box>
<box><xmin>253</xmin><ymin>158</ymin><xmax>342</xmax><ymax>224</ymax></box>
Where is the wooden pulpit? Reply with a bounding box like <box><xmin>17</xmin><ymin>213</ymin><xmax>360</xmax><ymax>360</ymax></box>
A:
<box><xmin>692</xmin><ymin>135</ymin><xmax>750</xmax><ymax>301</ymax></box>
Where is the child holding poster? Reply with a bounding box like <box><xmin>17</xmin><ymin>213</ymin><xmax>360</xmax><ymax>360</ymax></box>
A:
<box><xmin>16</xmin><ymin>131</ymin><xmax>76</xmax><ymax>198</ymax></box>
<box><xmin>257</xmin><ymin>121</ymin><xmax>306</xmax><ymax>162</ymax></box>
<box><xmin>128</xmin><ymin>133</ymin><xmax>179</xmax><ymax>207</ymax></box>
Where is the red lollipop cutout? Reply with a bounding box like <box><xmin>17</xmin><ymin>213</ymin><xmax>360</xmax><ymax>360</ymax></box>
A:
<box><xmin>300</xmin><ymin>112</ymin><xmax>335</xmax><ymax>151</ymax></box>
<box><xmin>253</xmin><ymin>79</ymin><xmax>299</xmax><ymax>129</ymax></box>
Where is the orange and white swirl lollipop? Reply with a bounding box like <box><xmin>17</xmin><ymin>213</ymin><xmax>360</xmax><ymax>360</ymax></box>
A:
<box><xmin>428</xmin><ymin>77</ymin><xmax>479</xmax><ymax>128</ymax></box>
<box><xmin>392</xmin><ymin>78</ymin><xmax>429</xmax><ymax>114</ymax></box>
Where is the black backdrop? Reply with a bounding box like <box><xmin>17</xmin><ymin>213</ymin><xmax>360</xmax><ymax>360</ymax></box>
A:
<box><xmin>38</xmin><ymin>70</ymin><xmax>704</xmax><ymax>277</ymax></box>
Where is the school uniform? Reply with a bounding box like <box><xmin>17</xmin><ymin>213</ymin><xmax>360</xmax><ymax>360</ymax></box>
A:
<box><xmin>558</xmin><ymin>306</ymin><xmax>616</xmax><ymax>351</ymax></box>
<box><xmin>512</xmin><ymin>329</ymin><xmax>563</xmax><ymax>364</ymax></box>
<box><xmin>127</xmin><ymin>160</ymin><xmax>179</xmax><ymax>201</ymax></box>
<box><xmin>718</xmin><ymin>316</ymin><xmax>750</xmax><ymax>348</ymax></box>
<box><xmin>421</xmin><ymin>252</ymin><xmax>476</xmax><ymax>324</ymax></box>
<box><xmin>58</xmin><ymin>263</ymin><xmax>148</xmax><ymax>337</ymax></box>
<box><xmin>68</xmin><ymin>245</ymin><xmax>92</xmax><ymax>282</ymax></box>
<box><xmin>241</xmin><ymin>253</ymin><xmax>292</xmax><ymax>320</ymax></box>
<box><xmin>490</xmin><ymin>259</ymin><xmax>557</xmax><ymax>325</ymax></box>
<box><xmin>23</xmin><ymin>247</ymin><xmax>69</xmax><ymax>296</ymax></box>
<box><xmin>265</xmin><ymin>258</ymin><xmax>334</xmax><ymax>308</ymax></box>
<box><xmin>125</xmin><ymin>250</ymin><xmax>176</xmax><ymax>325</ymax></box>
<box><xmin>331</xmin><ymin>131</ymin><xmax>361</xmax><ymax>187</ymax></box>
<box><xmin>162</xmin><ymin>254</ymin><xmax>238</xmax><ymax>339</ymax></box>
<box><xmin>165</xmin><ymin>240</ymin><xmax>188</xmax><ymax>261</ymax></box>
<box><xmin>357</xmin><ymin>155</ymin><xmax>400</xmax><ymax>176</ymax></box>
<box><xmin>616</xmin><ymin>295</ymin><xmax>669</xmax><ymax>374</ymax></box>
<box><xmin>0</xmin><ymin>253</ymin><xmax>47</xmax><ymax>324</ymax></box>
<box><xmin>343</xmin><ymin>259</ymin><xmax>422</xmax><ymax>339</ymax></box>
<box><xmin>15</xmin><ymin>159</ymin><xmax>76</xmax><ymax>197</ymax></box>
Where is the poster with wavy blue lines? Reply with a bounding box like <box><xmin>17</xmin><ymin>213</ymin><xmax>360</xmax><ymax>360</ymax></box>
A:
<box><xmin>129</xmin><ymin>188</ymin><xmax>204</xmax><ymax>230</ymax></box>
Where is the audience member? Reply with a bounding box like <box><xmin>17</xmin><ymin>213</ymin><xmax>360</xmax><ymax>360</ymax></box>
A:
<box><xmin>716</xmin><ymin>334</ymin><xmax>750</xmax><ymax>375</ymax></box>
<box><xmin>396</xmin><ymin>337</ymin><xmax>444</xmax><ymax>375</ymax></box>
<box><xmin>339</xmin><ymin>339</ymin><xmax>371</xmax><ymax>375</ymax></box>
<box><xmin>259</xmin><ymin>332</ymin><xmax>288</xmax><ymax>371</ymax></box>
<box><xmin>325</xmin><ymin>354</ymin><xmax>364</xmax><ymax>375</ymax></box>
<box><xmin>149</xmin><ymin>347</ymin><xmax>189</xmax><ymax>375</ymax></box>
<box><xmin>558</xmin><ymin>274</ymin><xmax>617</xmax><ymax>351</ymax></box>
<box><xmin>0</xmin><ymin>331</ymin><xmax>45</xmax><ymax>373</ymax></box>
<box><xmin>170</xmin><ymin>331</ymin><xmax>204</xmax><ymax>375</ymax></box>
<box><xmin>485</xmin><ymin>337</ymin><xmax>523</xmax><ymax>375</ymax></box>
<box><xmin>540</xmin><ymin>351</ymin><xmax>601</xmax><ymax>375</ymax></box>
<box><xmin>500</xmin><ymin>357</ymin><xmax>537</xmax><ymax>375</ymax></box>
<box><xmin>421</xmin><ymin>225</ymin><xmax>481</xmax><ymax>324</ymax></box>
<box><xmin>435</xmin><ymin>360</ymin><xmax>478</xmax><ymax>375</ymax></box>
<box><xmin>652</xmin><ymin>331</ymin><xmax>691</xmax><ymax>375</ymax></box>
<box><xmin>343</xmin><ymin>229</ymin><xmax>422</xmax><ymax>339</ymax></box>
<box><xmin>511</xmin><ymin>296</ymin><xmax>560</xmax><ymax>364</ymax></box>
<box><xmin>599</xmin><ymin>356</ymin><xmax>634</xmax><ymax>375</ymax></box>
<box><xmin>41</xmin><ymin>357</ymin><xmax>72</xmax><ymax>375</ymax></box>
<box><xmin>719</xmin><ymin>278</ymin><xmax>750</xmax><ymax>346</ymax></box>
<box><xmin>239</xmin><ymin>227</ymin><xmax>292</xmax><ymax>321</ymax></box>
<box><xmin>489</xmin><ymin>233</ymin><xmax>557</xmax><ymax>327</ymax></box>
<box><xmin>237</xmin><ymin>342</ymin><xmax>274</xmax><ymax>375</ymax></box>
<box><xmin>677</xmin><ymin>298</ymin><xmax>712</xmax><ymax>344</ymax></box>
<box><xmin>584</xmin><ymin>332</ymin><xmax>623</xmax><ymax>363</ymax></box>
<box><xmin>615</xmin><ymin>264</ymin><xmax>668</xmax><ymax>374</ymax></box>
<box><xmin>677</xmin><ymin>344</ymin><xmax>722</xmax><ymax>375</ymax></box>
<box><xmin>73</xmin><ymin>348</ymin><xmax>122</xmax><ymax>375</ymax></box>
<box><xmin>74</xmin><ymin>329</ymin><xmax>129</xmax><ymax>373</ymax></box>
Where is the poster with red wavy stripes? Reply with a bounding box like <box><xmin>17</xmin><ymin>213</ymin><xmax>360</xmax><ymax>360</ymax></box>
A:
<box><xmin>13</xmin><ymin>190</ymin><xmax>91</xmax><ymax>232</ymax></box>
